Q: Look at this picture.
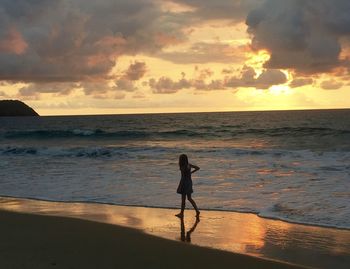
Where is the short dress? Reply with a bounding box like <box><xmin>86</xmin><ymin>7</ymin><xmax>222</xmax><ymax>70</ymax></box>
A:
<box><xmin>177</xmin><ymin>165</ymin><xmax>193</xmax><ymax>195</ymax></box>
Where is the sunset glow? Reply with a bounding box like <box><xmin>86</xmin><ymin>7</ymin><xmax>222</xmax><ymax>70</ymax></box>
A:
<box><xmin>0</xmin><ymin>0</ymin><xmax>349</xmax><ymax>115</ymax></box>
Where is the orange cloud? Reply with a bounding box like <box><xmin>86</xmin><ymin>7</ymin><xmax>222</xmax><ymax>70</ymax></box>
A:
<box><xmin>154</xmin><ymin>32</ymin><xmax>184</xmax><ymax>47</ymax></box>
<box><xmin>0</xmin><ymin>27</ymin><xmax>28</xmax><ymax>55</ymax></box>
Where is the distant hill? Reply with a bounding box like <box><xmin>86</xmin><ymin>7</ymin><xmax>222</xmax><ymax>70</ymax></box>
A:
<box><xmin>0</xmin><ymin>100</ymin><xmax>39</xmax><ymax>116</ymax></box>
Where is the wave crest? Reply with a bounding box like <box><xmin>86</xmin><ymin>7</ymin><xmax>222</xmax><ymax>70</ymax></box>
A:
<box><xmin>2</xmin><ymin>126</ymin><xmax>350</xmax><ymax>140</ymax></box>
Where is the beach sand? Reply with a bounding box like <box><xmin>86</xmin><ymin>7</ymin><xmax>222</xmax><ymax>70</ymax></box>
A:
<box><xmin>0</xmin><ymin>210</ymin><xmax>304</xmax><ymax>269</ymax></box>
<box><xmin>1</xmin><ymin>197</ymin><xmax>349</xmax><ymax>268</ymax></box>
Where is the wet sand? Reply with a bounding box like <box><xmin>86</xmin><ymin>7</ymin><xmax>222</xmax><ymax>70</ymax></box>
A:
<box><xmin>0</xmin><ymin>210</ymin><xmax>305</xmax><ymax>269</ymax></box>
<box><xmin>1</xmin><ymin>197</ymin><xmax>350</xmax><ymax>268</ymax></box>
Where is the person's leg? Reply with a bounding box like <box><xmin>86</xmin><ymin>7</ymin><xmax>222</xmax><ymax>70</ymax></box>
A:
<box><xmin>187</xmin><ymin>194</ymin><xmax>200</xmax><ymax>216</ymax></box>
<box><xmin>176</xmin><ymin>194</ymin><xmax>186</xmax><ymax>218</ymax></box>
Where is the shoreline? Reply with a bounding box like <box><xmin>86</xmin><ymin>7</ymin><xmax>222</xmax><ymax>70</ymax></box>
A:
<box><xmin>1</xmin><ymin>196</ymin><xmax>349</xmax><ymax>269</ymax></box>
<box><xmin>1</xmin><ymin>194</ymin><xmax>349</xmax><ymax>231</ymax></box>
<box><xmin>0</xmin><ymin>209</ymin><xmax>305</xmax><ymax>269</ymax></box>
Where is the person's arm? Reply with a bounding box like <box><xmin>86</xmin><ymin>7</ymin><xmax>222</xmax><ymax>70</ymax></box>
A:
<box><xmin>190</xmin><ymin>164</ymin><xmax>200</xmax><ymax>174</ymax></box>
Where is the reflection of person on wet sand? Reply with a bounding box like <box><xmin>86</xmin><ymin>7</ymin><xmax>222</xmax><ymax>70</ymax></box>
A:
<box><xmin>180</xmin><ymin>217</ymin><xmax>200</xmax><ymax>243</ymax></box>
<box><xmin>176</xmin><ymin>154</ymin><xmax>200</xmax><ymax>218</ymax></box>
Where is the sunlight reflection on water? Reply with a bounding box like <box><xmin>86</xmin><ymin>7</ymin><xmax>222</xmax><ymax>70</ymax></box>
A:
<box><xmin>0</xmin><ymin>197</ymin><xmax>349</xmax><ymax>269</ymax></box>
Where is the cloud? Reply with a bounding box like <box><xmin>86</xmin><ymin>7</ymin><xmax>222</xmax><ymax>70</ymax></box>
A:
<box><xmin>289</xmin><ymin>78</ymin><xmax>314</xmax><ymax>88</ymax></box>
<box><xmin>5</xmin><ymin>0</ymin><xmax>349</xmax><ymax>101</ymax></box>
<box><xmin>18</xmin><ymin>82</ymin><xmax>77</xmax><ymax>97</ymax></box>
<box><xmin>132</xmin><ymin>91</ymin><xmax>146</xmax><ymax>99</ymax></box>
<box><xmin>114</xmin><ymin>92</ymin><xmax>126</xmax><ymax>99</ymax></box>
<box><xmin>17</xmin><ymin>61</ymin><xmax>148</xmax><ymax>98</ymax></box>
<box><xmin>320</xmin><ymin>80</ymin><xmax>344</xmax><ymax>90</ymax></box>
<box><xmin>0</xmin><ymin>0</ymin><xmax>185</xmax><ymax>83</ymax></box>
<box><xmin>225</xmin><ymin>66</ymin><xmax>287</xmax><ymax>89</ymax></box>
<box><xmin>114</xmin><ymin>61</ymin><xmax>147</xmax><ymax>92</ymax></box>
<box><xmin>157</xmin><ymin>42</ymin><xmax>246</xmax><ymax>64</ymax></box>
<box><xmin>124</xmin><ymin>62</ymin><xmax>147</xmax><ymax>81</ymax></box>
<box><xmin>171</xmin><ymin>0</ymin><xmax>261</xmax><ymax>23</ymax></box>
<box><xmin>150</xmin><ymin>67</ymin><xmax>225</xmax><ymax>93</ymax></box>
<box><xmin>79</xmin><ymin>81</ymin><xmax>126</xmax><ymax>99</ymax></box>
<box><xmin>222</xmin><ymin>67</ymin><xmax>235</xmax><ymax>75</ymax></box>
<box><xmin>194</xmin><ymin>67</ymin><xmax>214</xmax><ymax>80</ymax></box>
<box><xmin>78</xmin><ymin>81</ymin><xmax>127</xmax><ymax>99</ymax></box>
<box><xmin>150</xmin><ymin>77</ymin><xmax>191</xmax><ymax>93</ymax></box>
<box><xmin>146</xmin><ymin>79</ymin><xmax>208</xmax><ymax>94</ymax></box>
<box><xmin>0</xmin><ymin>27</ymin><xmax>28</xmax><ymax>55</ymax></box>
<box><xmin>246</xmin><ymin>0</ymin><xmax>350</xmax><ymax>75</ymax></box>
<box><xmin>150</xmin><ymin>66</ymin><xmax>287</xmax><ymax>93</ymax></box>
<box><xmin>192</xmin><ymin>79</ymin><xmax>225</xmax><ymax>91</ymax></box>
<box><xmin>115</xmin><ymin>79</ymin><xmax>137</xmax><ymax>92</ymax></box>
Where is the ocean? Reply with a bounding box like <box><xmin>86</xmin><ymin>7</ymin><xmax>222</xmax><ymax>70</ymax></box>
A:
<box><xmin>0</xmin><ymin>109</ymin><xmax>349</xmax><ymax>229</ymax></box>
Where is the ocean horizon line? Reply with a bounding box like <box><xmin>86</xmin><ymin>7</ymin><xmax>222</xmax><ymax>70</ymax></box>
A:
<box><xmin>25</xmin><ymin>107</ymin><xmax>350</xmax><ymax>118</ymax></box>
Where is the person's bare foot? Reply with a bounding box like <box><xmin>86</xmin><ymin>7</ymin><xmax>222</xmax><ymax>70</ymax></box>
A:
<box><xmin>175</xmin><ymin>213</ymin><xmax>184</xmax><ymax>218</ymax></box>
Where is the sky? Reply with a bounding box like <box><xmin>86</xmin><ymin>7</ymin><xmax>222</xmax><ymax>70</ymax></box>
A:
<box><xmin>0</xmin><ymin>0</ymin><xmax>350</xmax><ymax>115</ymax></box>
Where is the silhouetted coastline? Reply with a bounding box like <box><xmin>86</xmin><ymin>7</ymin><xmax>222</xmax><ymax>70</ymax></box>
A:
<box><xmin>0</xmin><ymin>100</ymin><xmax>39</xmax><ymax>116</ymax></box>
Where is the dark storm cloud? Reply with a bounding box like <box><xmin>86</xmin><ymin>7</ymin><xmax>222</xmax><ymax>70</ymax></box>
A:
<box><xmin>246</xmin><ymin>0</ymin><xmax>350</xmax><ymax>75</ymax></box>
<box><xmin>0</xmin><ymin>0</ymin><xmax>185</xmax><ymax>83</ymax></box>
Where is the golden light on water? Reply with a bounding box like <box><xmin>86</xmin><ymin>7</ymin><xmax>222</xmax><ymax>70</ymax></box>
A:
<box><xmin>1</xmin><ymin>197</ymin><xmax>350</xmax><ymax>267</ymax></box>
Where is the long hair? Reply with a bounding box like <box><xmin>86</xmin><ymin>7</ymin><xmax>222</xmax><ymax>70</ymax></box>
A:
<box><xmin>179</xmin><ymin>154</ymin><xmax>189</xmax><ymax>170</ymax></box>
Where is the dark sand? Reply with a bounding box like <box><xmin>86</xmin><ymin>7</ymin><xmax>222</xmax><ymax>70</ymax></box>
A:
<box><xmin>0</xmin><ymin>210</ymin><xmax>305</xmax><ymax>269</ymax></box>
<box><xmin>1</xmin><ymin>197</ymin><xmax>349</xmax><ymax>268</ymax></box>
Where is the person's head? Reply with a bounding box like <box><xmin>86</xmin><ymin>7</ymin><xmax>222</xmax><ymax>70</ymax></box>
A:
<box><xmin>179</xmin><ymin>154</ymin><xmax>189</xmax><ymax>170</ymax></box>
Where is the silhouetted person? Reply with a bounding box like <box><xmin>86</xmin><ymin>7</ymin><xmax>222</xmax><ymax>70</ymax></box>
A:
<box><xmin>180</xmin><ymin>216</ymin><xmax>200</xmax><ymax>243</ymax></box>
<box><xmin>176</xmin><ymin>154</ymin><xmax>200</xmax><ymax>218</ymax></box>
